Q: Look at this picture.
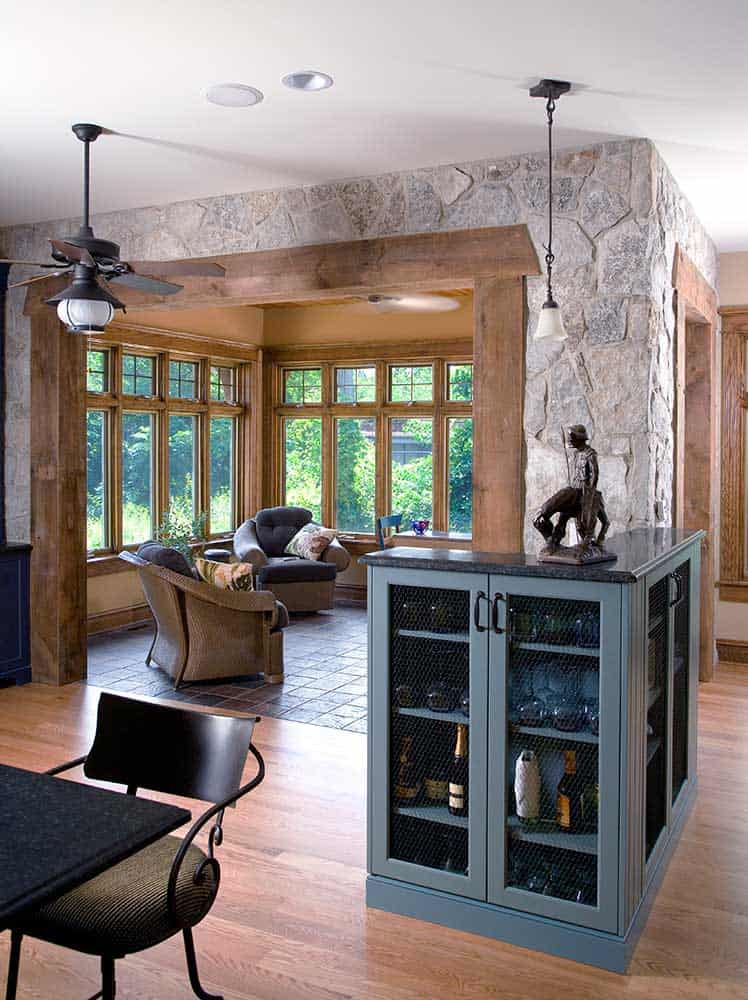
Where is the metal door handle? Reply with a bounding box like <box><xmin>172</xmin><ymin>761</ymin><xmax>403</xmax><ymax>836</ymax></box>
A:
<box><xmin>474</xmin><ymin>592</ymin><xmax>488</xmax><ymax>632</ymax></box>
<box><xmin>491</xmin><ymin>592</ymin><xmax>505</xmax><ymax>634</ymax></box>
<box><xmin>669</xmin><ymin>571</ymin><xmax>683</xmax><ymax>607</ymax></box>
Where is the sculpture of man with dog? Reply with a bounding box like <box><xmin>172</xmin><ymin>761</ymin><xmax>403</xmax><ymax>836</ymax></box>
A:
<box><xmin>533</xmin><ymin>424</ymin><xmax>615</xmax><ymax>564</ymax></box>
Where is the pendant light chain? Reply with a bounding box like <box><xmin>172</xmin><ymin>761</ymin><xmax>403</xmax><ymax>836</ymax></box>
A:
<box><xmin>545</xmin><ymin>93</ymin><xmax>556</xmax><ymax>304</ymax></box>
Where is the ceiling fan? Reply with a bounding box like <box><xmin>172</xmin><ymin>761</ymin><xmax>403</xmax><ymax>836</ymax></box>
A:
<box><xmin>355</xmin><ymin>293</ymin><xmax>460</xmax><ymax>314</ymax></box>
<box><xmin>1</xmin><ymin>123</ymin><xmax>225</xmax><ymax>332</ymax></box>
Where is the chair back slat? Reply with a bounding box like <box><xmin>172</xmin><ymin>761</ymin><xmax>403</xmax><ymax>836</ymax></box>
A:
<box><xmin>84</xmin><ymin>693</ymin><xmax>257</xmax><ymax>803</ymax></box>
<box><xmin>375</xmin><ymin>513</ymin><xmax>403</xmax><ymax>550</ymax></box>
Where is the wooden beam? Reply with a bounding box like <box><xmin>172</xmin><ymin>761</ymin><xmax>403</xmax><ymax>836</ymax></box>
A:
<box><xmin>472</xmin><ymin>276</ymin><xmax>525</xmax><ymax>552</ymax></box>
<box><xmin>672</xmin><ymin>247</ymin><xmax>718</xmax><ymax>323</ymax></box>
<box><xmin>29</xmin><ymin>310</ymin><xmax>87</xmax><ymax>684</ymax></box>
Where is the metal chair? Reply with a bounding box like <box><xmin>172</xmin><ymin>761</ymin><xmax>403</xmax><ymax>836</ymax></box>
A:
<box><xmin>375</xmin><ymin>513</ymin><xmax>403</xmax><ymax>550</ymax></box>
<box><xmin>5</xmin><ymin>692</ymin><xmax>265</xmax><ymax>1000</ymax></box>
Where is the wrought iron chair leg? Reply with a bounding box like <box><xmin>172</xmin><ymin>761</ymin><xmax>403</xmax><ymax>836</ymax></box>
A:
<box><xmin>5</xmin><ymin>931</ymin><xmax>22</xmax><ymax>1000</ymax></box>
<box><xmin>101</xmin><ymin>956</ymin><xmax>116</xmax><ymax>1000</ymax></box>
<box><xmin>183</xmin><ymin>928</ymin><xmax>222</xmax><ymax>1000</ymax></box>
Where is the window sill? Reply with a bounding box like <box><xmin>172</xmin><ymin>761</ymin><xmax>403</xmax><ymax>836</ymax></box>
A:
<box><xmin>87</xmin><ymin>536</ymin><xmax>236</xmax><ymax>577</ymax></box>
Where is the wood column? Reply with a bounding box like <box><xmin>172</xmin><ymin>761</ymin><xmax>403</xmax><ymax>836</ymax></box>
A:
<box><xmin>472</xmin><ymin>276</ymin><xmax>525</xmax><ymax>552</ymax></box>
<box><xmin>29</xmin><ymin>308</ymin><xmax>87</xmax><ymax>684</ymax></box>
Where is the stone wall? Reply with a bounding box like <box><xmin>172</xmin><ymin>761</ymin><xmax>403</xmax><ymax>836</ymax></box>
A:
<box><xmin>0</xmin><ymin>137</ymin><xmax>717</xmax><ymax>548</ymax></box>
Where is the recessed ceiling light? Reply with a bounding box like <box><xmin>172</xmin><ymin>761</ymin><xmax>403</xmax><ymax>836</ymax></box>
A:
<box><xmin>281</xmin><ymin>70</ymin><xmax>333</xmax><ymax>92</ymax></box>
<box><xmin>206</xmin><ymin>83</ymin><xmax>264</xmax><ymax>107</ymax></box>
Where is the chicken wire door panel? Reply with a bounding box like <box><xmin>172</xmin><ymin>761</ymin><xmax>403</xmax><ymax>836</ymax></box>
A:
<box><xmin>644</xmin><ymin>567</ymin><xmax>671</xmax><ymax>869</ymax></box>
<box><xmin>670</xmin><ymin>560</ymin><xmax>691</xmax><ymax>809</ymax></box>
<box><xmin>368</xmin><ymin>567</ymin><xmax>488</xmax><ymax>900</ymax></box>
<box><xmin>487</xmin><ymin>575</ymin><xmax>622</xmax><ymax>933</ymax></box>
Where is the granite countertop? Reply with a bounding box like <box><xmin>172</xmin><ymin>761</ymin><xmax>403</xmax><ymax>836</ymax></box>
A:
<box><xmin>360</xmin><ymin>528</ymin><xmax>704</xmax><ymax>583</ymax></box>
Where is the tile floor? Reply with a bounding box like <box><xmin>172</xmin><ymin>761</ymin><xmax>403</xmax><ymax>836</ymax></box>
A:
<box><xmin>86</xmin><ymin>605</ymin><xmax>368</xmax><ymax>732</ymax></box>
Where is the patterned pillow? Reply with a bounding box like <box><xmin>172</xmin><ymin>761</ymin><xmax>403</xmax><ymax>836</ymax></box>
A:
<box><xmin>194</xmin><ymin>558</ymin><xmax>255</xmax><ymax>592</ymax></box>
<box><xmin>284</xmin><ymin>523</ymin><xmax>337</xmax><ymax>561</ymax></box>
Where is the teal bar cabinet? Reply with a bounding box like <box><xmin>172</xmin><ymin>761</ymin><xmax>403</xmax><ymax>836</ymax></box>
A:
<box><xmin>361</xmin><ymin>529</ymin><xmax>702</xmax><ymax>972</ymax></box>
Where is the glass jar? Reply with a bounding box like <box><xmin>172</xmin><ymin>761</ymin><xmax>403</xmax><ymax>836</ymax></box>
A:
<box><xmin>426</xmin><ymin>680</ymin><xmax>459</xmax><ymax>713</ymax></box>
<box><xmin>395</xmin><ymin>684</ymin><xmax>419</xmax><ymax>708</ymax></box>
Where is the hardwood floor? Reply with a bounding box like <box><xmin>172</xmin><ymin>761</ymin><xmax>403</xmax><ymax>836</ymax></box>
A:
<box><xmin>1</xmin><ymin>666</ymin><xmax>747</xmax><ymax>999</ymax></box>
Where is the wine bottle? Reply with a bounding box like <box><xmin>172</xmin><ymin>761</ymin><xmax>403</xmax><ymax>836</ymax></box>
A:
<box><xmin>423</xmin><ymin>743</ymin><xmax>449</xmax><ymax>804</ymax></box>
<box><xmin>394</xmin><ymin>735</ymin><xmax>420</xmax><ymax>802</ymax></box>
<box><xmin>556</xmin><ymin>749</ymin><xmax>583</xmax><ymax>832</ymax></box>
<box><xmin>514</xmin><ymin>749</ymin><xmax>540</xmax><ymax>826</ymax></box>
<box><xmin>448</xmin><ymin>724</ymin><xmax>469</xmax><ymax>817</ymax></box>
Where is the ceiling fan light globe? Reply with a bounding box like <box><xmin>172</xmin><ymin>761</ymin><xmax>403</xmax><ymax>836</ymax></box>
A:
<box><xmin>56</xmin><ymin>298</ymin><xmax>114</xmax><ymax>333</ymax></box>
<box><xmin>534</xmin><ymin>300</ymin><xmax>567</xmax><ymax>343</ymax></box>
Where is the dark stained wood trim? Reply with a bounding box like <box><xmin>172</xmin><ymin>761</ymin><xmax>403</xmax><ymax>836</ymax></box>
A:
<box><xmin>719</xmin><ymin>583</ymin><xmax>748</xmax><ymax>603</ymax></box>
<box><xmin>106</xmin><ymin>322</ymin><xmax>259</xmax><ymax>361</ymax></box>
<box><xmin>87</xmin><ymin>603</ymin><xmax>153</xmax><ymax>635</ymax></box>
<box><xmin>716</xmin><ymin>639</ymin><xmax>748</xmax><ymax>664</ymax></box>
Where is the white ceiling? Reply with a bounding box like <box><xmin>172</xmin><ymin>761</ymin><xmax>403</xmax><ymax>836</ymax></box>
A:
<box><xmin>2</xmin><ymin>1</ymin><xmax>747</xmax><ymax>250</ymax></box>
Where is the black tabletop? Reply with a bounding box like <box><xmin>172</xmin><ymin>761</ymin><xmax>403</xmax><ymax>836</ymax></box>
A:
<box><xmin>0</xmin><ymin>764</ymin><xmax>191</xmax><ymax>927</ymax></box>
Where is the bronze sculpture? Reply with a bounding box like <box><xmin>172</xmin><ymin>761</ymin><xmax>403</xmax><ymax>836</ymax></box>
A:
<box><xmin>533</xmin><ymin>424</ymin><xmax>616</xmax><ymax>564</ymax></box>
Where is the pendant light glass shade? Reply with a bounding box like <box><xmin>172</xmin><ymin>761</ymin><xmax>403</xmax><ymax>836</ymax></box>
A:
<box><xmin>535</xmin><ymin>300</ymin><xmax>567</xmax><ymax>342</ymax></box>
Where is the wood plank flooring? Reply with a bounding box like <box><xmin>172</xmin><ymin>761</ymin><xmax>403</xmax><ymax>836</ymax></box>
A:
<box><xmin>1</xmin><ymin>665</ymin><xmax>747</xmax><ymax>999</ymax></box>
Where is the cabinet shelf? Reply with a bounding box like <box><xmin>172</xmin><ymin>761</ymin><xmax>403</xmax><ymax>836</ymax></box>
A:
<box><xmin>511</xmin><ymin>640</ymin><xmax>600</xmax><ymax>659</ymax></box>
<box><xmin>507</xmin><ymin>816</ymin><xmax>597</xmax><ymax>856</ymax></box>
<box><xmin>395</xmin><ymin>707</ymin><xmax>469</xmax><ymax>725</ymax></box>
<box><xmin>395</xmin><ymin>803</ymin><xmax>469</xmax><ymax>829</ymax></box>
<box><xmin>396</xmin><ymin>628</ymin><xmax>470</xmax><ymax>644</ymax></box>
<box><xmin>510</xmin><ymin>724</ymin><xmax>598</xmax><ymax>745</ymax></box>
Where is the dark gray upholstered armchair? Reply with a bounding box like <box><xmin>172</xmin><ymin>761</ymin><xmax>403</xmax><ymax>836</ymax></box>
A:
<box><xmin>5</xmin><ymin>692</ymin><xmax>265</xmax><ymax>1000</ymax></box>
<box><xmin>232</xmin><ymin>506</ymin><xmax>351</xmax><ymax>612</ymax></box>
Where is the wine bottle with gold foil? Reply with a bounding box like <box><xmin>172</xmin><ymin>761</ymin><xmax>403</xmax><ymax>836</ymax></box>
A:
<box><xmin>394</xmin><ymin>735</ymin><xmax>420</xmax><ymax>802</ymax></box>
<box><xmin>556</xmin><ymin>749</ymin><xmax>583</xmax><ymax>832</ymax></box>
<box><xmin>423</xmin><ymin>745</ymin><xmax>449</xmax><ymax>804</ymax></box>
<box><xmin>448</xmin><ymin>724</ymin><xmax>469</xmax><ymax>817</ymax></box>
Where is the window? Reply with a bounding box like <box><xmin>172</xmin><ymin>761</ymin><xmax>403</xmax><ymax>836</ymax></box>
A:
<box><xmin>390</xmin><ymin>418</ymin><xmax>433</xmax><ymax>523</ymax></box>
<box><xmin>169</xmin><ymin>359</ymin><xmax>199</xmax><ymax>399</ymax></box>
<box><xmin>210</xmin><ymin>365</ymin><xmax>236</xmax><ymax>402</ymax></box>
<box><xmin>210</xmin><ymin>417</ymin><xmax>236</xmax><ymax>534</ymax></box>
<box><xmin>448</xmin><ymin>418</ymin><xmax>473</xmax><ymax>532</ymax></box>
<box><xmin>390</xmin><ymin>364</ymin><xmax>433</xmax><ymax>402</ymax></box>
<box><xmin>284</xmin><ymin>417</ymin><xmax>322</xmax><ymax>520</ymax></box>
<box><xmin>275</xmin><ymin>354</ymin><xmax>471</xmax><ymax>535</ymax></box>
<box><xmin>448</xmin><ymin>363</ymin><xmax>473</xmax><ymax>401</ymax></box>
<box><xmin>335</xmin><ymin>418</ymin><xmax>376</xmax><ymax>532</ymax></box>
<box><xmin>335</xmin><ymin>366</ymin><xmax>376</xmax><ymax>403</ymax></box>
<box><xmin>87</xmin><ymin>411</ymin><xmax>108</xmax><ymax>550</ymax></box>
<box><xmin>169</xmin><ymin>414</ymin><xmax>199</xmax><ymax>520</ymax></box>
<box><xmin>284</xmin><ymin>368</ymin><xmax>322</xmax><ymax>405</ymax></box>
<box><xmin>122</xmin><ymin>353</ymin><xmax>156</xmax><ymax>396</ymax></box>
<box><xmin>87</xmin><ymin>350</ymin><xmax>109</xmax><ymax>393</ymax></box>
<box><xmin>122</xmin><ymin>412</ymin><xmax>155</xmax><ymax>545</ymax></box>
<box><xmin>87</xmin><ymin>343</ymin><xmax>250</xmax><ymax>554</ymax></box>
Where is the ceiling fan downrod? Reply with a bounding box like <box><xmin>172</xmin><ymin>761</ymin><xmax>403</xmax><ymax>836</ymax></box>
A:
<box><xmin>71</xmin><ymin>123</ymin><xmax>103</xmax><ymax>236</ymax></box>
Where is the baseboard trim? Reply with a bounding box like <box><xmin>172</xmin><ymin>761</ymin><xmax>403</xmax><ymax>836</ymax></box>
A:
<box><xmin>334</xmin><ymin>584</ymin><xmax>367</xmax><ymax>605</ymax></box>
<box><xmin>87</xmin><ymin>604</ymin><xmax>153</xmax><ymax>635</ymax></box>
<box><xmin>716</xmin><ymin>639</ymin><xmax>748</xmax><ymax>664</ymax></box>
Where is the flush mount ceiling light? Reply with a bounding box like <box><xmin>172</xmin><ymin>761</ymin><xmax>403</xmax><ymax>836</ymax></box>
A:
<box><xmin>530</xmin><ymin>78</ymin><xmax>571</xmax><ymax>343</ymax></box>
<box><xmin>206</xmin><ymin>83</ymin><xmax>264</xmax><ymax>107</ymax></box>
<box><xmin>281</xmin><ymin>70</ymin><xmax>333</xmax><ymax>92</ymax></box>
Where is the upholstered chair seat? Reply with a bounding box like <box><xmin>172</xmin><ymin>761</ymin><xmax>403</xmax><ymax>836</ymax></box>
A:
<box><xmin>18</xmin><ymin>835</ymin><xmax>217</xmax><ymax>956</ymax></box>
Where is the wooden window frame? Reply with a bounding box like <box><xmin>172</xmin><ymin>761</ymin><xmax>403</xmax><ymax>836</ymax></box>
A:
<box><xmin>333</xmin><ymin>364</ymin><xmax>377</xmax><ymax>404</ymax></box>
<box><xmin>122</xmin><ymin>350</ymin><xmax>158</xmax><ymax>398</ymax></box>
<box><xmin>272</xmin><ymin>352</ymin><xmax>472</xmax><ymax>538</ymax></box>
<box><xmin>720</xmin><ymin>308</ymin><xmax>748</xmax><ymax>602</ymax></box>
<box><xmin>86</xmin><ymin>340</ymin><xmax>250</xmax><ymax>558</ymax></box>
<box><xmin>282</xmin><ymin>366</ymin><xmax>323</xmax><ymax>406</ymax></box>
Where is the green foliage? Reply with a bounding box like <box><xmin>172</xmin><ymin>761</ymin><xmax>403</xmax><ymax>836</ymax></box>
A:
<box><xmin>155</xmin><ymin>508</ymin><xmax>208</xmax><ymax>565</ymax></box>
<box><xmin>336</xmin><ymin>418</ymin><xmax>376</xmax><ymax>531</ymax></box>
<box><xmin>284</xmin><ymin>418</ymin><xmax>322</xmax><ymax>519</ymax></box>
<box><xmin>448</xmin><ymin>418</ymin><xmax>473</xmax><ymax>531</ymax></box>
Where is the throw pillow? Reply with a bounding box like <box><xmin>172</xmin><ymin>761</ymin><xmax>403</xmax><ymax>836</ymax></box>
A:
<box><xmin>136</xmin><ymin>542</ymin><xmax>193</xmax><ymax>578</ymax></box>
<box><xmin>194</xmin><ymin>558</ymin><xmax>255</xmax><ymax>592</ymax></box>
<box><xmin>284</xmin><ymin>523</ymin><xmax>337</xmax><ymax>561</ymax></box>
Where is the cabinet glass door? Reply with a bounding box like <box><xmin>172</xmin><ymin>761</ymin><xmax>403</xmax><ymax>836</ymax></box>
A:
<box><xmin>670</xmin><ymin>560</ymin><xmax>691</xmax><ymax>806</ymax></box>
<box><xmin>645</xmin><ymin>572</ymin><xmax>670</xmax><ymax>860</ymax></box>
<box><xmin>488</xmin><ymin>578</ymin><xmax>620</xmax><ymax>932</ymax></box>
<box><xmin>369</xmin><ymin>569</ymin><xmax>487</xmax><ymax>900</ymax></box>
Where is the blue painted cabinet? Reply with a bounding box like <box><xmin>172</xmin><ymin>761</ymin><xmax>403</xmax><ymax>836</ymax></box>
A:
<box><xmin>363</xmin><ymin>530</ymin><xmax>702</xmax><ymax>972</ymax></box>
<box><xmin>0</xmin><ymin>545</ymin><xmax>32</xmax><ymax>686</ymax></box>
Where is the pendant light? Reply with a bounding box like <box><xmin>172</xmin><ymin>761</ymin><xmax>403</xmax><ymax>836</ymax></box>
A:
<box><xmin>530</xmin><ymin>79</ymin><xmax>571</xmax><ymax>342</ymax></box>
<box><xmin>46</xmin><ymin>263</ymin><xmax>125</xmax><ymax>333</ymax></box>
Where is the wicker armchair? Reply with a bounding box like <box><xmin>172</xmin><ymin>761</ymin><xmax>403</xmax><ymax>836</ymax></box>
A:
<box><xmin>120</xmin><ymin>551</ymin><xmax>287</xmax><ymax>687</ymax></box>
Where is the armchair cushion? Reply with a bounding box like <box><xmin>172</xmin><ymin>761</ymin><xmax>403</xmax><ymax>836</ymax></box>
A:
<box><xmin>194</xmin><ymin>558</ymin><xmax>254</xmax><ymax>592</ymax></box>
<box><xmin>284</xmin><ymin>522</ymin><xmax>337</xmax><ymax>561</ymax></box>
<box><xmin>254</xmin><ymin>506</ymin><xmax>313</xmax><ymax>556</ymax></box>
<box><xmin>322</xmin><ymin>536</ymin><xmax>351</xmax><ymax>572</ymax></box>
<box><xmin>19</xmin><ymin>834</ymin><xmax>217</xmax><ymax>956</ymax></box>
<box><xmin>137</xmin><ymin>542</ymin><xmax>193</xmax><ymax>578</ymax></box>
<box><xmin>258</xmin><ymin>556</ymin><xmax>337</xmax><ymax>585</ymax></box>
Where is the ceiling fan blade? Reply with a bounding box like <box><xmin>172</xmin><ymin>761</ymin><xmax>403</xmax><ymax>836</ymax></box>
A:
<box><xmin>128</xmin><ymin>260</ymin><xmax>226</xmax><ymax>278</ymax></box>
<box><xmin>8</xmin><ymin>269</ymin><xmax>71</xmax><ymax>290</ymax></box>
<box><xmin>50</xmin><ymin>239</ymin><xmax>96</xmax><ymax>267</ymax></box>
<box><xmin>0</xmin><ymin>258</ymin><xmax>54</xmax><ymax>266</ymax></box>
<box><xmin>109</xmin><ymin>271</ymin><xmax>183</xmax><ymax>296</ymax></box>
